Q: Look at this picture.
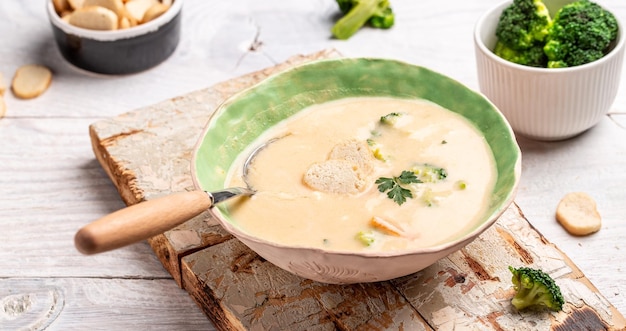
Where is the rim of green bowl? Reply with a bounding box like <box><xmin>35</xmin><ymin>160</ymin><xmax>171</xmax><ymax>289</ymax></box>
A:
<box><xmin>191</xmin><ymin>57</ymin><xmax>522</xmax><ymax>256</ymax></box>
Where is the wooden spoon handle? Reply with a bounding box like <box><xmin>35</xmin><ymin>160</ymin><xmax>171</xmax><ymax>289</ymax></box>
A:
<box><xmin>75</xmin><ymin>190</ymin><xmax>212</xmax><ymax>255</ymax></box>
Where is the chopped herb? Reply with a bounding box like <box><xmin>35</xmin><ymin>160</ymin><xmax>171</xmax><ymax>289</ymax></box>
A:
<box><xmin>367</xmin><ymin>139</ymin><xmax>386</xmax><ymax>161</ymax></box>
<box><xmin>355</xmin><ymin>231</ymin><xmax>375</xmax><ymax>246</ymax></box>
<box><xmin>411</xmin><ymin>164</ymin><xmax>448</xmax><ymax>183</ymax></box>
<box><xmin>420</xmin><ymin>188</ymin><xmax>452</xmax><ymax>207</ymax></box>
<box><xmin>455</xmin><ymin>180</ymin><xmax>467</xmax><ymax>190</ymax></box>
<box><xmin>372</xmin><ymin>148</ymin><xmax>386</xmax><ymax>161</ymax></box>
<box><xmin>375</xmin><ymin>170</ymin><xmax>422</xmax><ymax>205</ymax></box>
<box><xmin>421</xmin><ymin>188</ymin><xmax>435</xmax><ymax>207</ymax></box>
<box><xmin>380</xmin><ymin>112</ymin><xmax>402</xmax><ymax>125</ymax></box>
<box><xmin>441</xmin><ymin>140</ymin><xmax>447</xmax><ymax>144</ymax></box>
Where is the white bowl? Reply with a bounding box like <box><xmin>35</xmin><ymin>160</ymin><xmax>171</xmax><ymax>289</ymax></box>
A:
<box><xmin>474</xmin><ymin>0</ymin><xmax>625</xmax><ymax>141</ymax></box>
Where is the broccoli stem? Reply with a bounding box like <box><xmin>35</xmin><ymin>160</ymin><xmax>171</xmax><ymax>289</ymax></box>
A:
<box><xmin>332</xmin><ymin>0</ymin><xmax>380</xmax><ymax>40</ymax></box>
<box><xmin>511</xmin><ymin>282</ymin><xmax>544</xmax><ymax>310</ymax></box>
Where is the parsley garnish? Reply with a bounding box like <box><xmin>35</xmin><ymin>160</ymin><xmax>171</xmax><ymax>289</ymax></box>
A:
<box><xmin>375</xmin><ymin>170</ymin><xmax>422</xmax><ymax>205</ymax></box>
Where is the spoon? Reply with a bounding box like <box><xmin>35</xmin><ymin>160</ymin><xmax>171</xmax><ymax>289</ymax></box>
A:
<box><xmin>74</xmin><ymin>137</ymin><xmax>280</xmax><ymax>255</ymax></box>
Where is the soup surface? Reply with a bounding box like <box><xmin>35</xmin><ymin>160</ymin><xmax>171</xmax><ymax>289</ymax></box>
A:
<box><xmin>223</xmin><ymin>97</ymin><xmax>497</xmax><ymax>252</ymax></box>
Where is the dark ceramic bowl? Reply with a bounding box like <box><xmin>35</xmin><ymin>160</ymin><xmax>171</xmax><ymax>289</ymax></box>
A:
<box><xmin>47</xmin><ymin>0</ymin><xmax>182</xmax><ymax>75</ymax></box>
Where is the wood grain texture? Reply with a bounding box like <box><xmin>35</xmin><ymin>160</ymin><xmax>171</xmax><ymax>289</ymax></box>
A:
<box><xmin>0</xmin><ymin>118</ymin><xmax>170</xmax><ymax>278</ymax></box>
<box><xmin>0</xmin><ymin>118</ymin><xmax>214</xmax><ymax>330</ymax></box>
<box><xmin>89</xmin><ymin>49</ymin><xmax>341</xmax><ymax>286</ymax></box>
<box><xmin>0</xmin><ymin>278</ymin><xmax>211</xmax><ymax>331</ymax></box>
<box><xmin>182</xmin><ymin>203</ymin><xmax>625</xmax><ymax>330</ymax></box>
<box><xmin>182</xmin><ymin>240</ymin><xmax>431</xmax><ymax>331</ymax></box>
<box><xmin>90</xmin><ymin>51</ymin><xmax>625</xmax><ymax>330</ymax></box>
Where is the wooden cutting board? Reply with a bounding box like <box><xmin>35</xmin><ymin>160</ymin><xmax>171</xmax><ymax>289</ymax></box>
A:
<box><xmin>89</xmin><ymin>49</ymin><xmax>626</xmax><ymax>331</ymax></box>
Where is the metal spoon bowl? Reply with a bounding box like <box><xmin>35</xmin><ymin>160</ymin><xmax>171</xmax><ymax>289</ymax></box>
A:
<box><xmin>74</xmin><ymin>137</ymin><xmax>279</xmax><ymax>255</ymax></box>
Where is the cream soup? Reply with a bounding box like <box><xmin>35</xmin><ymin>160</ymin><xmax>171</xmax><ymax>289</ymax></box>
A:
<box><xmin>224</xmin><ymin>97</ymin><xmax>497</xmax><ymax>252</ymax></box>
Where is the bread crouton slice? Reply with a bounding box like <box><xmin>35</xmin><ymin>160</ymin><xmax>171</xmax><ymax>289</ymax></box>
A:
<box><xmin>303</xmin><ymin>159</ymin><xmax>368</xmax><ymax>194</ymax></box>
<box><xmin>329</xmin><ymin>139</ymin><xmax>376</xmax><ymax>175</ymax></box>
<box><xmin>303</xmin><ymin>139</ymin><xmax>377</xmax><ymax>194</ymax></box>
<box><xmin>556</xmin><ymin>192</ymin><xmax>601</xmax><ymax>236</ymax></box>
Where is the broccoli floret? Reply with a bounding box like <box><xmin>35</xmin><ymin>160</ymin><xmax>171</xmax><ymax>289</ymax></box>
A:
<box><xmin>332</xmin><ymin>0</ymin><xmax>395</xmax><ymax>40</ymax></box>
<box><xmin>380</xmin><ymin>112</ymin><xmax>403</xmax><ymax>125</ymax></box>
<box><xmin>355</xmin><ymin>230</ymin><xmax>376</xmax><ymax>246</ymax></box>
<box><xmin>369</xmin><ymin>6</ymin><xmax>394</xmax><ymax>29</ymax></box>
<box><xmin>411</xmin><ymin>163</ymin><xmax>447</xmax><ymax>183</ymax></box>
<box><xmin>494</xmin><ymin>0</ymin><xmax>618</xmax><ymax>68</ymax></box>
<box><xmin>495</xmin><ymin>0</ymin><xmax>553</xmax><ymax>51</ymax></box>
<box><xmin>493</xmin><ymin>0</ymin><xmax>553</xmax><ymax>66</ymax></box>
<box><xmin>508</xmin><ymin>266</ymin><xmax>565</xmax><ymax>311</ymax></box>
<box><xmin>494</xmin><ymin>40</ymin><xmax>548</xmax><ymax>67</ymax></box>
<box><xmin>543</xmin><ymin>0</ymin><xmax>618</xmax><ymax>67</ymax></box>
<box><xmin>411</xmin><ymin>164</ymin><xmax>449</xmax><ymax>207</ymax></box>
<box><xmin>367</xmin><ymin>139</ymin><xmax>386</xmax><ymax>161</ymax></box>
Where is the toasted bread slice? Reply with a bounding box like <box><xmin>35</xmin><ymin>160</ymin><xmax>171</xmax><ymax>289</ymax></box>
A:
<box><xmin>556</xmin><ymin>192</ymin><xmax>601</xmax><ymax>236</ymax></box>
<box><xmin>329</xmin><ymin>139</ymin><xmax>376</xmax><ymax>175</ymax></box>
<box><xmin>69</xmin><ymin>6</ymin><xmax>119</xmax><ymax>30</ymax></box>
<box><xmin>68</xmin><ymin>0</ymin><xmax>85</xmax><ymax>10</ymax></box>
<box><xmin>83</xmin><ymin>0</ymin><xmax>126</xmax><ymax>16</ymax></box>
<box><xmin>142</xmin><ymin>2</ymin><xmax>169</xmax><ymax>23</ymax></box>
<box><xmin>124</xmin><ymin>0</ymin><xmax>158</xmax><ymax>22</ymax></box>
<box><xmin>11</xmin><ymin>65</ymin><xmax>53</xmax><ymax>99</ymax></box>
<box><xmin>303</xmin><ymin>159</ymin><xmax>366</xmax><ymax>194</ymax></box>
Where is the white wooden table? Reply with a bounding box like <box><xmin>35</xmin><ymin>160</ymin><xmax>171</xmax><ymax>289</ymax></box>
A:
<box><xmin>1</xmin><ymin>1</ymin><xmax>624</xmax><ymax>330</ymax></box>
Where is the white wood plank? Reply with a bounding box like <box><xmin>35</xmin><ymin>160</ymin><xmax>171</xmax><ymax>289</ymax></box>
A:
<box><xmin>1</xmin><ymin>0</ymin><xmax>622</xmax><ymax>119</ymax></box>
<box><xmin>515</xmin><ymin>116</ymin><xmax>626</xmax><ymax>313</ymax></box>
<box><xmin>0</xmin><ymin>278</ymin><xmax>214</xmax><ymax>331</ymax></box>
<box><xmin>0</xmin><ymin>117</ymin><xmax>218</xmax><ymax>328</ymax></box>
<box><xmin>0</xmin><ymin>118</ymin><xmax>170</xmax><ymax>278</ymax></box>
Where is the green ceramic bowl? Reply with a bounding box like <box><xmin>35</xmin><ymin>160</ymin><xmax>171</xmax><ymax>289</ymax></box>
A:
<box><xmin>192</xmin><ymin>58</ymin><xmax>521</xmax><ymax>284</ymax></box>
